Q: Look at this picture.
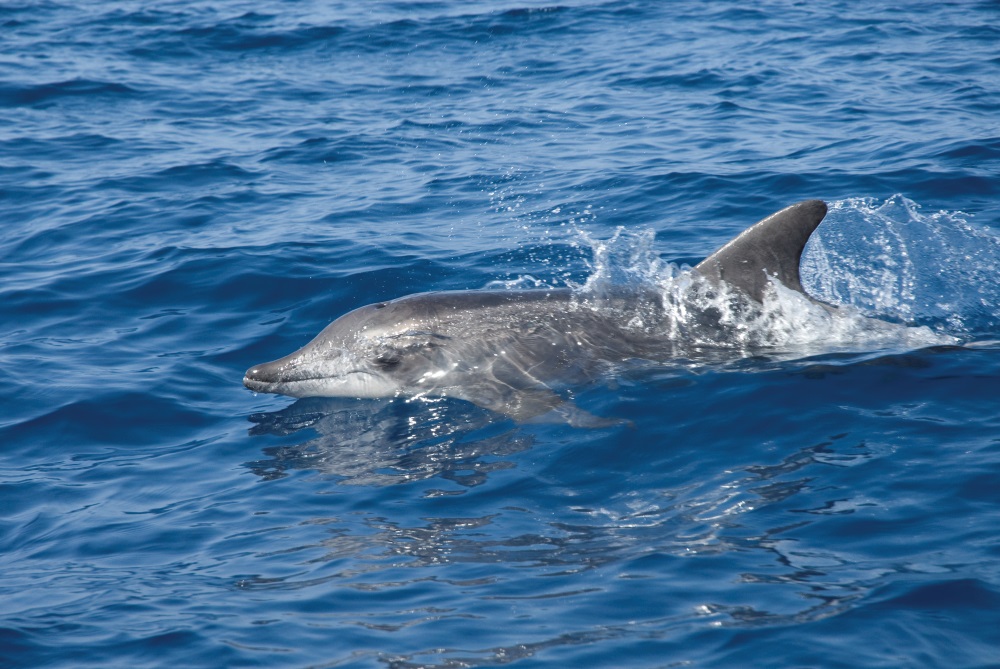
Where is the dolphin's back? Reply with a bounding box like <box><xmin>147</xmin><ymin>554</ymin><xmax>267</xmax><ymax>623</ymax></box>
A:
<box><xmin>694</xmin><ymin>199</ymin><xmax>828</xmax><ymax>302</ymax></box>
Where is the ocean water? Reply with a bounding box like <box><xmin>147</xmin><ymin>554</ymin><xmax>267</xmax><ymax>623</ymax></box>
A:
<box><xmin>2</xmin><ymin>1</ymin><xmax>1000</xmax><ymax>667</ymax></box>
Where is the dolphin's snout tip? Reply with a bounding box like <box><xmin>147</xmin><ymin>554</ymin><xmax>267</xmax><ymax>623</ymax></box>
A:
<box><xmin>243</xmin><ymin>357</ymin><xmax>301</xmax><ymax>393</ymax></box>
<box><xmin>243</xmin><ymin>374</ymin><xmax>259</xmax><ymax>392</ymax></box>
<box><xmin>243</xmin><ymin>364</ymin><xmax>271</xmax><ymax>392</ymax></box>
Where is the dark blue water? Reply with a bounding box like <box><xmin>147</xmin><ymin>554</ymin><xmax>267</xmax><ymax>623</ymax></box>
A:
<box><xmin>3</xmin><ymin>1</ymin><xmax>1000</xmax><ymax>667</ymax></box>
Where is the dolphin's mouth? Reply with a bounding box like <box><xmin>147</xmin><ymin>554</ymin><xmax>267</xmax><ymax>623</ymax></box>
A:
<box><xmin>243</xmin><ymin>370</ymin><xmax>332</xmax><ymax>397</ymax></box>
<box><xmin>243</xmin><ymin>363</ymin><xmax>386</xmax><ymax>397</ymax></box>
<box><xmin>242</xmin><ymin>373</ymin><xmax>276</xmax><ymax>393</ymax></box>
<box><xmin>243</xmin><ymin>360</ymin><xmax>320</xmax><ymax>394</ymax></box>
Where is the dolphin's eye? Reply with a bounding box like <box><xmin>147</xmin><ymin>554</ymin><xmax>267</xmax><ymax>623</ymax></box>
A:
<box><xmin>391</xmin><ymin>331</ymin><xmax>450</xmax><ymax>343</ymax></box>
<box><xmin>374</xmin><ymin>303</ymin><xmax>387</xmax><ymax>309</ymax></box>
<box><xmin>374</xmin><ymin>352</ymin><xmax>401</xmax><ymax>368</ymax></box>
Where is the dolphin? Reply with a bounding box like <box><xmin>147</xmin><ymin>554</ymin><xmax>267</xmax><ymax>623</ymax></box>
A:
<box><xmin>244</xmin><ymin>200</ymin><xmax>829</xmax><ymax>424</ymax></box>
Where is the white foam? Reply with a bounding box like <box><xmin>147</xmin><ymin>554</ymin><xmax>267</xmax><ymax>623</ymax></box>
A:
<box><xmin>568</xmin><ymin>196</ymin><xmax>987</xmax><ymax>358</ymax></box>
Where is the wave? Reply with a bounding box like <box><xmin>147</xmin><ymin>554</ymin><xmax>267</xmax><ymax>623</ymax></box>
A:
<box><xmin>0</xmin><ymin>79</ymin><xmax>139</xmax><ymax>107</ymax></box>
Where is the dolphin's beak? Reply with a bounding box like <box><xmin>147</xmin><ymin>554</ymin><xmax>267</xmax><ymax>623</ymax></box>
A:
<box><xmin>243</xmin><ymin>355</ymin><xmax>299</xmax><ymax>393</ymax></box>
<box><xmin>244</xmin><ymin>361</ymin><xmax>278</xmax><ymax>392</ymax></box>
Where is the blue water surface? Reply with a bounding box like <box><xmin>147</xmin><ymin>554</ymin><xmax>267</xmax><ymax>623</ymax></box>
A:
<box><xmin>3</xmin><ymin>1</ymin><xmax>1000</xmax><ymax>667</ymax></box>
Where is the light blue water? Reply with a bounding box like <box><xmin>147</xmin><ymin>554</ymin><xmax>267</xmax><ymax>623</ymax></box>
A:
<box><xmin>2</xmin><ymin>2</ymin><xmax>1000</xmax><ymax>667</ymax></box>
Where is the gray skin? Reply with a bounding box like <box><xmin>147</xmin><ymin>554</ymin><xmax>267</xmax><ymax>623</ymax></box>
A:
<box><xmin>244</xmin><ymin>200</ymin><xmax>829</xmax><ymax>424</ymax></box>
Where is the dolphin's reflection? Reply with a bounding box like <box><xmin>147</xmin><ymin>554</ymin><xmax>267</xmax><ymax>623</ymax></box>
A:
<box><xmin>245</xmin><ymin>396</ymin><xmax>534</xmax><ymax>487</ymax></box>
<box><xmin>238</xmin><ymin>420</ymin><xmax>890</xmax><ymax>637</ymax></box>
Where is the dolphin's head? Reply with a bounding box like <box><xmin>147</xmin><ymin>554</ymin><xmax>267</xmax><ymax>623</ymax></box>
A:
<box><xmin>244</xmin><ymin>297</ymin><xmax>449</xmax><ymax>399</ymax></box>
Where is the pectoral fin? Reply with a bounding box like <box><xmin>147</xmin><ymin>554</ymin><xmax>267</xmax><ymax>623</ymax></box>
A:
<box><xmin>451</xmin><ymin>356</ymin><xmax>619</xmax><ymax>428</ymax></box>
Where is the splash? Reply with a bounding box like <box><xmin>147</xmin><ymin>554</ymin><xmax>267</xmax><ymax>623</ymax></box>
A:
<box><xmin>801</xmin><ymin>195</ymin><xmax>1000</xmax><ymax>338</ymax></box>
<box><xmin>482</xmin><ymin>167</ymin><xmax>600</xmax><ymax>285</ymax></box>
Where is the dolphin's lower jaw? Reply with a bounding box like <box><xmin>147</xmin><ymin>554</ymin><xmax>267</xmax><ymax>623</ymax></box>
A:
<box><xmin>243</xmin><ymin>369</ymin><xmax>317</xmax><ymax>398</ymax></box>
<box><xmin>243</xmin><ymin>364</ymin><xmax>401</xmax><ymax>399</ymax></box>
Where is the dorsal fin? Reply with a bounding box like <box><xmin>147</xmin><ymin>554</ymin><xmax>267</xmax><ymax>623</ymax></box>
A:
<box><xmin>694</xmin><ymin>199</ymin><xmax>828</xmax><ymax>302</ymax></box>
